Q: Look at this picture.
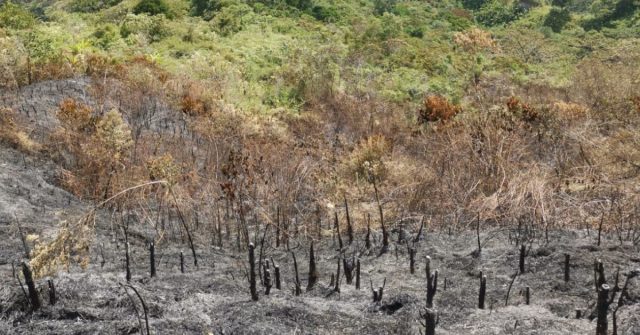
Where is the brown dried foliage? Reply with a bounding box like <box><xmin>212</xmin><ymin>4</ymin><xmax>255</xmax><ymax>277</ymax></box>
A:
<box><xmin>418</xmin><ymin>96</ymin><xmax>461</xmax><ymax>124</ymax></box>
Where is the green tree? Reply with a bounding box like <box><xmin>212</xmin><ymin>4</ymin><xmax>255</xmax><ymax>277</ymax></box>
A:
<box><xmin>133</xmin><ymin>0</ymin><xmax>172</xmax><ymax>18</ymax></box>
<box><xmin>544</xmin><ymin>7</ymin><xmax>571</xmax><ymax>32</ymax></box>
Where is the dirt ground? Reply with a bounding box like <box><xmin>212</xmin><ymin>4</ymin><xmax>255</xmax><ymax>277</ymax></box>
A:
<box><xmin>1</xmin><ymin>143</ymin><xmax>639</xmax><ymax>334</ymax></box>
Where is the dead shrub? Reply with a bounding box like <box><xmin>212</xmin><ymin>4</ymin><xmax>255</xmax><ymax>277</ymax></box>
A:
<box><xmin>348</xmin><ymin>135</ymin><xmax>391</xmax><ymax>183</ymax></box>
<box><xmin>453</xmin><ymin>28</ymin><xmax>497</xmax><ymax>53</ymax></box>
<box><xmin>0</xmin><ymin>107</ymin><xmax>41</xmax><ymax>153</ymax></box>
<box><xmin>418</xmin><ymin>96</ymin><xmax>461</xmax><ymax>124</ymax></box>
<box><xmin>506</xmin><ymin>96</ymin><xmax>539</xmax><ymax>123</ymax></box>
<box><xmin>552</xmin><ymin>101</ymin><xmax>589</xmax><ymax>121</ymax></box>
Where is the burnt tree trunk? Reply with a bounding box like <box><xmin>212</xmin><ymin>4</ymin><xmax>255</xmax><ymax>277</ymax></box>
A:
<box><xmin>22</xmin><ymin>262</ymin><xmax>40</xmax><ymax>310</ymax></box>
<box><xmin>307</xmin><ymin>241</ymin><xmax>318</xmax><ymax>291</ymax></box>
<box><xmin>248</xmin><ymin>243</ymin><xmax>258</xmax><ymax>301</ymax></box>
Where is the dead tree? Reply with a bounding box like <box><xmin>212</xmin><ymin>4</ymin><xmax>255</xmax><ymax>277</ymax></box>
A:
<box><xmin>363</xmin><ymin>214</ymin><xmax>371</xmax><ymax>250</ymax></box>
<box><xmin>17</xmin><ymin>222</ymin><xmax>31</xmax><ymax>259</ymax></box>
<box><xmin>355</xmin><ymin>259</ymin><xmax>361</xmax><ymax>290</ymax></box>
<box><xmin>125</xmin><ymin>242</ymin><xmax>132</xmax><ymax>282</ymax></box>
<box><xmin>372</xmin><ymin>177</ymin><xmax>388</xmax><ymax>252</ymax></box>
<box><xmin>307</xmin><ymin>241</ymin><xmax>318</xmax><ymax>291</ymax></box>
<box><xmin>292</xmin><ymin>251</ymin><xmax>302</xmax><ymax>296</ymax></box>
<box><xmin>22</xmin><ymin>262</ymin><xmax>40</xmax><ymax>310</ymax></box>
<box><xmin>525</xmin><ymin>286</ymin><xmax>530</xmax><ymax>305</ymax></box>
<box><xmin>478</xmin><ymin>272</ymin><xmax>487</xmax><ymax>309</ymax></box>
<box><xmin>334</xmin><ymin>258</ymin><xmax>341</xmax><ymax>293</ymax></box>
<box><xmin>248</xmin><ymin>243</ymin><xmax>258</xmax><ymax>301</ymax></box>
<box><xmin>596</xmin><ymin>284</ymin><xmax>610</xmax><ymax>335</ymax></box>
<box><xmin>612</xmin><ymin>270</ymin><xmax>639</xmax><ymax>335</ymax></box>
<box><xmin>519</xmin><ymin>244</ymin><xmax>526</xmax><ymax>273</ymax></box>
<box><xmin>334</xmin><ymin>212</ymin><xmax>343</xmax><ymax>250</ymax></box>
<box><xmin>414</xmin><ymin>216</ymin><xmax>425</xmax><ymax>243</ymax></box>
<box><xmin>370</xmin><ymin>278</ymin><xmax>386</xmax><ymax>303</ymax></box>
<box><xmin>344</xmin><ymin>196</ymin><xmax>354</xmax><ymax>244</ymax></box>
<box><xmin>149</xmin><ymin>242</ymin><xmax>156</xmax><ymax>278</ymax></box>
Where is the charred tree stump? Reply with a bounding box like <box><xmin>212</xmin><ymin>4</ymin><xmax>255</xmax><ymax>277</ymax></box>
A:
<box><xmin>264</xmin><ymin>267</ymin><xmax>272</xmax><ymax>295</ymax></box>
<box><xmin>292</xmin><ymin>251</ymin><xmax>302</xmax><ymax>296</ymax></box>
<box><xmin>355</xmin><ymin>259</ymin><xmax>361</xmax><ymax>290</ymax></box>
<box><xmin>344</xmin><ymin>196</ymin><xmax>354</xmax><ymax>244</ymax></box>
<box><xmin>125</xmin><ymin>242</ymin><xmax>132</xmax><ymax>282</ymax></box>
<box><xmin>365</xmin><ymin>213</ymin><xmax>372</xmax><ymax>249</ymax></box>
<box><xmin>180</xmin><ymin>251</ymin><xmax>185</xmax><ymax>274</ymax></box>
<box><xmin>519</xmin><ymin>244</ymin><xmax>526</xmax><ymax>273</ymax></box>
<box><xmin>421</xmin><ymin>308</ymin><xmax>437</xmax><ymax>335</ymax></box>
<box><xmin>248</xmin><ymin>243</ymin><xmax>258</xmax><ymax>301</ymax></box>
<box><xmin>47</xmin><ymin>279</ymin><xmax>56</xmax><ymax>305</ymax></box>
<box><xmin>370</xmin><ymin>278</ymin><xmax>386</xmax><ymax>303</ymax></box>
<box><xmin>426</xmin><ymin>257</ymin><xmax>438</xmax><ymax>308</ymax></box>
<box><xmin>100</xmin><ymin>242</ymin><xmax>106</xmax><ymax>268</ymax></box>
<box><xmin>307</xmin><ymin>241</ymin><xmax>318</xmax><ymax>291</ymax></box>
<box><xmin>409</xmin><ymin>246</ymin><xmax>416</xmax><ymax>274</ymax></box>
<box><xmin>476</xmin><ymin>213</ymin><xmax>482</xmax><ymax>255</ymax></box>
<box><xmin>343</xmin><ymin>257</ymin><xmax>355</xmax><ymax>285</ymax></box>
<box><xmin>478</xmin><ymin>273</ymin><xmax>487</xmax><ymax>309</ymax></box>
<box><xmin>276</xmin><ymin>206</ymin><xmax>281</xmax><ymax>248</ymax></box>
<box><xmin>596</xmin><ymin>284</ymin><xmax>610</xmax><ymax>335</ymax></box>
<box><xmin>595</xmin><ymin>259</ymin><xmax>606</xmax><ymax>290</ymax></box>
<box><xmin>525</xmin><ymin>286</ymin><xmax>530</xmax><ymax>305</ymax></box>
<box><xmin>564</xmin><ymin>254</ymin><xmax>570</xmax><ymax>282</ymax></box>
<box><xmin>21</xmin><ymin>262</ymin><xmax>40</xmax><ymax>310</ymax></box>
<box><xmin>271</xmin><ymin>258</ymin><xmax>281</xmax><ymax>290</ymax></box>
<box><xmin>334</xmin><ymin>258</ymin><xmax>341</xmax><ymax>293</ymax></box>
<box><xmin>149</xmin><ymin>242</ymin><xmax>156</xmax><ymax>278</ymax></box>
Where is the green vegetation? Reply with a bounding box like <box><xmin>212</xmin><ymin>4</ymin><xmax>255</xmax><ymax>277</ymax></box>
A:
<box><xmin>0</xmin><ymin>0</ymin><xmax>638</xmax><ymax>111</ymax></box>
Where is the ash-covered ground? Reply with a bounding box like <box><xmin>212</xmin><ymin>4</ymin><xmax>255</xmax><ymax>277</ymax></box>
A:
<box><xmin>1</xmin><ymin>144</ymin><xmax>639</xmax><ymax>335</ymax></box>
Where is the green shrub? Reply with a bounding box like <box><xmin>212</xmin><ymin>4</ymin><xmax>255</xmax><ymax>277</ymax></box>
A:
<box><xmin>475</xmin><ymin>0</ymin><xmax>527</xmax><ymax>26</ymax></box>
<box><xmin>373</xmin><ymin>0</ymin><xmax>396</xmax><ymax>16</ymax></box>
<box><xmin>286</xmin><ymin>0</ymin><xmax>313</xmax><ymax>11</ymax></box>
<box><xmin>93</xmin><ymin>24</ymin><xmax>120</xmax><ymax>49</ymax></box>
<box><xmin>133</xmin><ymin>0</ymin><xmax>173</xmax><ymax>18</ymax></box>
<box><xmin>69</xmin><ymin>0</ymin><xmax>123</xmax><ymax>13</ymax></box>
<box><xmin>120</xmin><ymin>13</ymin><xmax>170</xmax><ymax>42</ymax></box>
<box><xmin>462</xmin><ymin>0</ymin><xmax>490</xmax><ymax>10</ymax></box>
<box><xmin>311</xmin><ymin>5</ymin><xmax>339</xmax><ymax>23</ymax></box>
<box><xmin>544</xmin><ymin>7</ymin><xmax>571</xmax><ymax>32</ymax></box>
<box><xmin>0</xmin><ymin>1</ymin><xmax>37</xmax><ymax>30</ymax></box>
<box><xmin>582</xmin><ymin>0</ymin><xmax>639</xmax><ymax>30</ymax></box>
<box><xmin>211</xmin><ymin>2</ymin><xmax>254</xmax><ymax>36</ymax></box>
<box><xmin>190</xmin><ymin>0</ymin><xmax>221</xmax><ymax>19</ymax></box>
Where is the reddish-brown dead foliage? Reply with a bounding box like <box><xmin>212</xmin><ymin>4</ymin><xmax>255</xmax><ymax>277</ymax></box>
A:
<box><xmin>418</xmin><ymin>96</ymin><xmax>461</xmax><ymax>124</ymax></box>
<box><xmin>632</xmin><ymin>96</ymin><xmax>640</xmax><ymax>113</ymax></box>
<box><xmin>506</xmin><ymin>96</ymin><xmax>538</xmax><ymax>122</ymax></box>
